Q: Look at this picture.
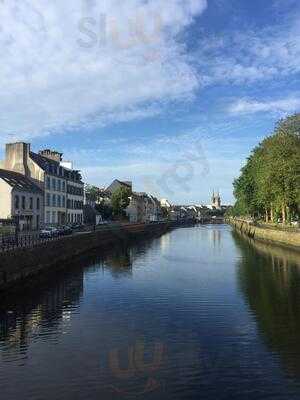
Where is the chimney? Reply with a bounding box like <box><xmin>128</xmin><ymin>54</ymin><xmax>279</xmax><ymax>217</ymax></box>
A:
<box><xmin>39</xmin><ymin>149</ymin><xmax>62</xmax><ymax>163</ymax></box>
<box><xmin>4</xmin><ymin>142</ymin><xmax>30</xmax><ymax>176</ymax></box>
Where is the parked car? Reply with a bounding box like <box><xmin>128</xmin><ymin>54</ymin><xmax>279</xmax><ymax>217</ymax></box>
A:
<box><xmin>39</xmin><ymin>227</ymin><xmax>59</xmax><ymax>239</ymax></box>
<box><xmin>39</xmin><ymin>229</ymin><xmax>53</xmax><ymax>239</ymax></box>
<box><xmin>60</xmin><ymin>226</ymin><xmax>73</xmax><ymax>236</ymax></box>
<box><xmin>70</xmin><ymin>223</ymin><xmax>83</xmax><ymax>230</ymax></box>
<box><xmin>97</xmin><ymin>220</ymin><xmax>108</xmax><ymax>225</ymax></box>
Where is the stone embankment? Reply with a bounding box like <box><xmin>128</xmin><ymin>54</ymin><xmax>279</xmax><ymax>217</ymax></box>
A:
<box><xmin>0</xmin><ymin>222</ymin><xmax>183</xmax><ymax>292</ymax></box>
<box><xmin>230</xmin><ymin>218</ymin><xmax>300</xmax><ymax>251</ymax></box>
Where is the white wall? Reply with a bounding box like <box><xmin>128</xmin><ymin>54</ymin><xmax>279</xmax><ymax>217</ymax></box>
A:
<box><xmin>0</xmin><ymin>179</ymin><xmax>12</xmax><ymax>219</ymax></box>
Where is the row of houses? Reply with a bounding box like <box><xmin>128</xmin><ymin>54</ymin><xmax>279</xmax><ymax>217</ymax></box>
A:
<box><xmin>84</xmin><ymin>179</ymin><xmax>164</xmax><ymax>224</ymax></box>
<box><xmin>83</xmin><ymin>179</ymin><xmax>219</xmax><ymax>225</ymax></box>
<box><xmin>0</xmin><ymin>141</ymin><xmax>224</xmax><ymax>231</ymax></box>
<box><xmin>0</xmin><ymin>142</ymin><xmax>84</xmax><ymax>231</ymax></box>
<box><xmin>0</xmin><ymin>142</ymin><xmax>169</xmax><ymax>231</ymax></box>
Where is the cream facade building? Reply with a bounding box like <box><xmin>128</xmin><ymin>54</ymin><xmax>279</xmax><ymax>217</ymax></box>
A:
<box><xmin>0</xmin><ymin>169</ymin><xmax>43</xmax><ymax>231</ymax></box>
<box><xmin>2</xmin><ymin>143</ymin><xmax>84</xmax><ymax>227</ymax></box>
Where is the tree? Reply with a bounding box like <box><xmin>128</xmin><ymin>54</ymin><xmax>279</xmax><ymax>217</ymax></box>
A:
<box><xmin>232</xmin><ymin>113</ymin><xmax>300</xmax><ymax>224</ymax></box>
<box><xmin>95</xmin><ymin>202</ymin><xmax>113</xmax><ymax>220</ymax></box>
<box><xmin>111</xmin><ymin>187</ymin><xmax>132</xmax><ymax>218</ymax></box>
<box><xmin>85</xmin><ymin>185</ymin><xmax>101</xmax><ymax>202</ymax></box>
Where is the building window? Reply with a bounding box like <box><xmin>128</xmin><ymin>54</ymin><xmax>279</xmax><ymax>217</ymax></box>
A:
<box><xmin>46</xmin><ymin>211</ymin><xmax>50</xmax><ymax>223</ymax></box>
<box><xmin>29</xmin><ymin>197</ymin><xmax>33</xmax><ymax>210</ymax></box>
<box><xmin>58</xmin><ymin>180</ymin><xmax>61</xmax><ymax>192</ymax></box>
<box><xmin>46</xmin><ymin>193</ymin><xmax>50</xmax><ymax>207</ymax></box>
<box><xmin>62</xmin><ymin>195</ymin><xmax>65</xmax><ymax>208</ymax></box>
<box><xmin>52</xmin><ymin>178</ymin><xmax>56</xmax><ymax>191</ymax></box>
<box><xmin>57</xmin><ymin>195</ymin><xmax>61</xmax><ymax>207</ymax></box>
<box><xmin>52</xmin><ymin>194</ymin><xmax>56</xmax><ymax>207</ymax></box>
<box><xmin>22</xmin><ymin>196</ymin><xmax>26</xmax><ymax>210</ymax></box>
<box><xmin>37</xmin><ymin>197</ymin><xmax>40</xmax><ymax>210</ymax></box>
<box><xmin>52</xmin><ymin>211</ymin><xmax>56</xmax><ymax>224</ymax></box>
<box><xmin>62</xmin><ymin>181</ymin><xmax>66</xmax><ymax>192</ymax></box>
<box><xmin>46</xmin><ymin>176</ymin><xmax>51</xmax><ymax>190</ymax></box>
<box><xmin>15</xmin><ymin>195</ymin><xmax>19</xmax><ymax>210</ymax></box>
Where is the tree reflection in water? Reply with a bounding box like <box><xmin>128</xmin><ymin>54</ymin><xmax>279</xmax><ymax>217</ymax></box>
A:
<box><xmin>233</xmin><ymin>231</ymin><xmax>300</xmax><ymax>378</ymax></box>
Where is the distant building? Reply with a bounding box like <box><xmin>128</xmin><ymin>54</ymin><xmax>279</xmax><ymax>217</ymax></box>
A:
<box><xmin>211</xmin><ymin>191</ymin><xmax>221</xmax><ymax>210</ymax></box>
<box><xmin>160</xmin><ymin>199</ymin><xmax>172</xmax><ymax>209</ymax></box>
<box><xmin>106</xmin><ymin>179</ymin><xmax>132</xmax><ymax>195</ymax></box>
<box><xmin>0</xmin><ymin>169</ymin><xmax>43</xmax><ymax>231</ymax></box>
<box><xmin>126</xmin><ymin>192</ymin><xmax>163</xmax><ymax>223</ymax></box>
<box><xmin>126</xmin><ymin>193</ymin><xmax>145</xmax><ymax>223</ymax></box>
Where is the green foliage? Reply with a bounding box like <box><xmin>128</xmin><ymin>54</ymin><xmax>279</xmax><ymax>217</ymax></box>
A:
<box><xmin>85</xmin><ymin>185</ymin><xmax>101</xmax><ymax>201</ymax></box>
<box><xmin>111</xmin><ymin>187</ymin><xmax>132</xmax><ymax>217</ymax></box>
<box><xmin>232</xmin><ymin>114</ymin><xmax>300</xmax><ymax>223</ymax></box>
<box><xmin>161</xmin><ymin>207</ymin><xmax>170</xmax><ymax>219</ymax></box>
<box><xmin>95</xmin><ymin>202</ymin><xmax>113</xmax><ymax>220</ymax></box>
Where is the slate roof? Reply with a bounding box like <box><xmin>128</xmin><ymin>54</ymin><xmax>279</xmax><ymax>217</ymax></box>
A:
<box><xmin>30</xmin><ymin>151</ymin><xmax>83</xmax><ymax>182</ymax></box>
<box><xmin>0</xmin><ymin>169</ymin><xmax>43</xmax><ymax>194</ymax></box>
<box><xmin>29</xmin><ymin>151</ymin><xmax>59</xmax><ymax>171</ymax></box>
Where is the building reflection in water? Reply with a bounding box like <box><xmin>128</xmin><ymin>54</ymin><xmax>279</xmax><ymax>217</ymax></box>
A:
<box><xmin>0</xmin><ymin>264</ymin><xmax>84</xmax><ymax>361</ymax></box>
<box><xmin>0</xmin><ymin>234</ymin><xmax>163</xmax><ymax>361</ymax></box>
<box><xmin>233</xmin><ymin>231</ymin><xmax>300</xmax><ymax>378</ymax></box>
<box><xmin>104</xmin><ymin>247</ymin><xmax>133</xmax><ymax>278</ymax></box>
<box><xmin>212</xmin><ymin>228</ymin><xmax>221</xmax><ymax>249</ymax></box>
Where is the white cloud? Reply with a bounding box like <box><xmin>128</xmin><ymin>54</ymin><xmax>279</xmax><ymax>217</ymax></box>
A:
<box><xmin>0</xmin><ymin>0</ymin><xmax>207</xmax><ymax>138</ymax></box>
<box><xmin>196</xmin><ymin>14</ymin><xmax>300</xmax><ymax>86</ymax></box>
<box><xmin>68</xmin><ymin>122</ymin><xmax>257</xmax><ymax>204</ymax></box>
<box><xmin>228</xmin><ymin>96</ymin><xmax>300</xmax><ymax>115</ymax></box>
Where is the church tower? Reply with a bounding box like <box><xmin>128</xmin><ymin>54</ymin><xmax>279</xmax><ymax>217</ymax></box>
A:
<box><xmin>211</xmin><ymin>190</ymin><xmax>221</xmax><ymax>210</ymax></box>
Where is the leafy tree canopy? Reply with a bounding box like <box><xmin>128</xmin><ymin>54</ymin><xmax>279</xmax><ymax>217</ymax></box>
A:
<box><xmin>111</xmin><ymin>187</ymin><xmax>132</xmax><ymax>217</ymax></box>
<box><xmin>231</xmin><ymin>114</ymin><xmax>300</xmax><ymax>223</ymax></box>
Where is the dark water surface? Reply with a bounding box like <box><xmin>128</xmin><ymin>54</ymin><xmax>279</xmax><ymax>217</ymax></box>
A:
<box><xmin>1</xmin><ymin>225</ymin><xmax>300</xmax><ymax>400</ymax></box>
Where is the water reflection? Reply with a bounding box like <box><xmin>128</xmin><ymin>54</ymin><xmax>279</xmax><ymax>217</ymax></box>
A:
<box><xmin>0</xmin><ymin>265</ymin><xmax>84</xmax><ymax>362</ymax></box>
<box><xmin>0</xmin><ymin>236</ymin><xmax>162</xmax><ymax>361</ymax></box>
<box><xmin>234</xmin><ymin>231</ymin><xmax>300</xmax><ymax>378</ymax></box>
<box><xmin>1</xmin><ymin>227</ymin><xmax>300</xmax><ymax>399</ymax></box>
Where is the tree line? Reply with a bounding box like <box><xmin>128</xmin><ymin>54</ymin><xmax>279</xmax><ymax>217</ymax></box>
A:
<box><xmin>230</xmin><ymin>114</ymin><xmax>300</xmax><ymax>224</ymax></box>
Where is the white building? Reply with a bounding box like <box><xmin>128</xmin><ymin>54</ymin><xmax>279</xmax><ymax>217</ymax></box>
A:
<box><xmin>0</xmin><ymin>169</ymin><xmax>43</xmax><ymax>231</ymax></box>
<box><xmin>2</xmin><ymin>143</ymin><xmax>84</xmax><ymax>227</ymax></box>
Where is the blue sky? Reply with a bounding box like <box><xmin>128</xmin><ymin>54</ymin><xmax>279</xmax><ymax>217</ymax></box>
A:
<box><xmin>0</xmin><ymin>0</ymin><xmax>299</xmax><ymax>204</ymax></box>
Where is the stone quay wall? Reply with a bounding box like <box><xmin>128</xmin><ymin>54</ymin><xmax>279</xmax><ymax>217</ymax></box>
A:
<box><xmin>230</xmin><ymin>219</ymin><xmax>300</xmax><ymax>251</ymax></box>
<box><xmin>0</xmin><ymin>222</ymin><xmax>178</xmax><ymax>291</ymax></box>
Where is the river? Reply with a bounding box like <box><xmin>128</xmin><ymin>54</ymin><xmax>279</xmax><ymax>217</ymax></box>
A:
<box><xmin>1</xmin><ymin>225</ymin><xmax>300</xmax><ymax>400</ymax></box>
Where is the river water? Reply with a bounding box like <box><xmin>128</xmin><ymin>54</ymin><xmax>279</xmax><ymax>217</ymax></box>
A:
<box><xmin>1</xmin><ymin>225</ymin><xmax>300</xmax><ymax>400</ymax></box>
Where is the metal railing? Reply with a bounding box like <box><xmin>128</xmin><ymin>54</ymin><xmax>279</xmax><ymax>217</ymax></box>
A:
<box><xmin>0</xmin><ymin>234</ymin><xmax>60</xmax><ymax>253</ymax></box>
<box><xmin>0</xmin><ymin>221</ymin><xmax>170</xmax><ymax>254</ymax></box>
